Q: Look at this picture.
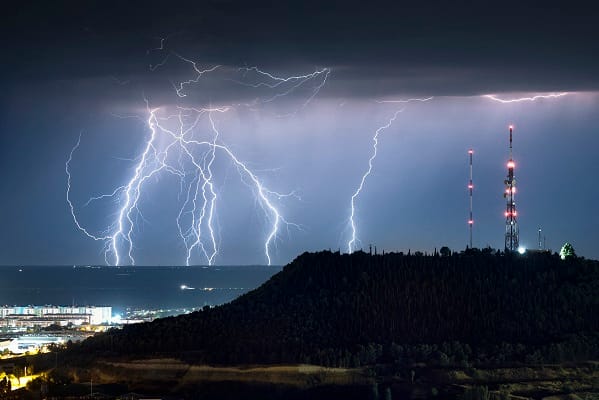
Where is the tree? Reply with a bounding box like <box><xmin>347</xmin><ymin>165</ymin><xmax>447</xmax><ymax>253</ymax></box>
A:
<box><xmin>560</xmin><ymin>243</ymin><xmax>576</xmax><ymax>260</ymax></box>
<box><xmin>370</xmin><ymin>383</ymin><xmax>379</xmax><ymax>400</ymax></box>
<box><xmin>0</xmin><ymin>376</ymin><xmax>10</xmax><ymax>397</ymax></box>
<box><xmin>384</xmin><ymin>387</ymin><xmax>393</xmax><ymax>400</ymax></box>
<box><xmin>462</xmin><ymin>386</ymin><xmax>489</xmax><ymax>400</ymax></box>
<box><xmin>440</xmin><ymin>246</ymin><xmax>451</xmax><ymax>257</ymax></box>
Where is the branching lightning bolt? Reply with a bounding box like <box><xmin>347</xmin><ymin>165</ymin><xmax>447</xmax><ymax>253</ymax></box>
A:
<box><xmin>233</xmin><ymin>66</ymin><xmax>330</xmax><ymax>107</ymax></box>
<box><xmin>68</xmin><ymin>53</ymin><xmax>326</xmax><ymax>266</ymax></box>
<box><xmin>172</xmin><ymin>53</ymin><xmax>221</xmax><ymax>97</ymax></box>
<box><xmin>151</xmin><ymin>106</ymin><xmax>299</xmax><ymax>266</ymax></box>
<box><xmin>483</xmin><ymin>92</ymin><xmax>569</xmax><ymax>103</ymax></box>
<box><xmin>224</xmin><ymin>67</ymin><xmax>331</xmax><ymax>119</ymax></box>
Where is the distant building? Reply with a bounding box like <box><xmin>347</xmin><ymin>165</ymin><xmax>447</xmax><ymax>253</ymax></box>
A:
<box><xmin>3</xmin><ymin>336</ymin><xmax>64</xmax><ymax>354</ymax></box>
<box><xmin>0</xmin><ymin>306</ymin><xmax>112</xmax><ymax>330</ymax></box>
<box><xmin>0</xmin><ymin>334</ymin><xmax>89</xmax><ymax>355</ymax></box>
<box><xmin>0</xmin><ymin>340</ymin><xmax>11</xmax><ymax>352</ymax></box>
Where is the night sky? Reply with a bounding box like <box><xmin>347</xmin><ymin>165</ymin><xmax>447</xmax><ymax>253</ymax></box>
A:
<box><xmin>1</xmin><ymin>1</ymin><xmax>598</xmax><ymax>266</ymax></box>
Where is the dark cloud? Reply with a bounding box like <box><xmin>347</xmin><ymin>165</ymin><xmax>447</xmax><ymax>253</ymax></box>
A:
<box><xmin>3</xmin><ymin>1</ymin><xmax>599</xmax><ymax>96</ymax></box>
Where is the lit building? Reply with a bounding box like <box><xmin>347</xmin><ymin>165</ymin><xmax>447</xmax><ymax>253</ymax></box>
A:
<box><xmin>0</xmin><ymin>334</ymin><xmax>90</xmax><ymax>355</ymax></box>
<box><xmin>0</xmin><ymin>306</ymin><xmax>112</xmax><ymax>329</ymax></box>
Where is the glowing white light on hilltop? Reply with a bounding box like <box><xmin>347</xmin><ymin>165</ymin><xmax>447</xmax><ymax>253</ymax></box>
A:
<box><xmin>518</xmin><ymin>246</ymin><xmax>526</xmax><ymax>254</ymax></box>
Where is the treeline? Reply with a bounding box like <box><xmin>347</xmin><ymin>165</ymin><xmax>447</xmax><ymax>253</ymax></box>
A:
<box><xmin>70</xmin><ymin>250</ymin><xmax>599</xmax><ymax>367</ymax></box>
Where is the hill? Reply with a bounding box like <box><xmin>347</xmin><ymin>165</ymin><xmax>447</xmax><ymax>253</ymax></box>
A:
<box><xmin>72</xmin><ymin>250</ymin><xmax>599</xmax><ymax>367</ymax></box>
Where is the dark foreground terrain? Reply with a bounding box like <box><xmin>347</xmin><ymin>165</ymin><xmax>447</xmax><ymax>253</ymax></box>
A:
<box><xmin>7</xmin><ymin>249</ymin><xmax>599</xmax><ymax>399</ymax></box>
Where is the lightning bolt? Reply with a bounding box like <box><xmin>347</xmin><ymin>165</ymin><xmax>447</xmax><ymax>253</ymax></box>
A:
<box><xmin>147</xmin><ymin>32</ymin><xmax>180</xmax><ymax>54</ymax></box>
<box><xmin>150</xmin><ymin>106</ymin><xmax>298</xmax><ymax>266</ymax></box>
<box><xmin>347</xmin><ymin>96</ymin><xmax>434</xmax><ymax>253</ymax></box>
<box><xmin>172</xmin><ymin>53</ymin><xmax>221</xmax><ymax>97</ymax></box>
<box><xmin>220</xmin><ymin>66</ymin><xmax>331</xmax><ymax>118</ymax></box>
<box><xmin>483</xmin><ymin>92</ymin><xmax>569</xmax><ymax>103</ymax></box>
<box><xmin>82</xmin><ymin>185</ymin><xmax>126</xmax><ymax>207</ymax></box>
<box><xmin>66</xmin><ymin>134</ymin><xmax>114</xmax><ymax>244</ymax></box>
<box><xmin>149</xmin><ymin>54</ymin><xmax>171</xmax><ymax>72</ymax></box>
<box><xmin>234</xmin><ymin>66</ymin><xmax>330</xmax><ymax>106</ymax></box>
<box><xmin>68</xmin><ymin>52</ymin><xmax>324</xmax><ymax>266</ymax></box>
<box><xmin>113</xmin><ymin>105</ymin><xmax>172</xmax><ymax>266</ymax></box>
<box><xmin>235</xmin><ymin>66</ymin><xmax>328</xmax><ymax>90</ymax></box>
<box><xmin>153</xmin><ymin>37</ymin><xmax>166</xmax><ymax>52</ymax></box>
<box><xmin>347</xmin><ymin>110</ymin><xmax>402</xmax><ymax>253</ymax></box>
<box><xmin>375</xmin><ymin>96</ymin><xmax>434</xmax><ymax>104</ymax></box>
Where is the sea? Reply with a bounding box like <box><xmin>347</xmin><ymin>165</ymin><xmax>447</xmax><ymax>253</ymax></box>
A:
<box><xmin>0</xmin><ymin>265</ymin><xmax>281</xmax><ymax>315</ymax></box>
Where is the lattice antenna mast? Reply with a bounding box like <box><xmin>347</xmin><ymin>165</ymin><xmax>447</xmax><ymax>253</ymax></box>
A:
<box><xmin>468</xmin><ymin>149</ymin><xmax>474</xmax><ymax>248</ymax></box>
<box><xmin>504</xmin><ymin>125</ymin><xmax>519</xmax><ymax>251</ymax></box>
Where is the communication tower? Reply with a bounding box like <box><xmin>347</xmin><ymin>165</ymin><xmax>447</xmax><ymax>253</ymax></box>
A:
<box><xmin>504</xmin><ymin>126</ymin><xmax>519</xmax><ymax>251</ymax></box>
<box><xmin>468</xmin><ymin>149</ymin><xmax>474</xmax><ymax>248</ymax></box>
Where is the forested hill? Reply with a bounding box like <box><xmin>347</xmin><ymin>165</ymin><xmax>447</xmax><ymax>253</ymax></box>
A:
<box><xmin>76</xmin><ymin>250</ymin><xmax>599</xmax><ymax>366</ymax></box>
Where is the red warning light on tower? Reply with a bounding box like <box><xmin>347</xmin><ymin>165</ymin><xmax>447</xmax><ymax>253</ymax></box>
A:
<box><xmin>467</xmin><ymin>148</ymin><xmax>474</xmax><ymax>248</ymax></box>
<box><xmin>504</xmin><ymin>126</ymin><xmax>519</xmax><ymax>251</ymax></box>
